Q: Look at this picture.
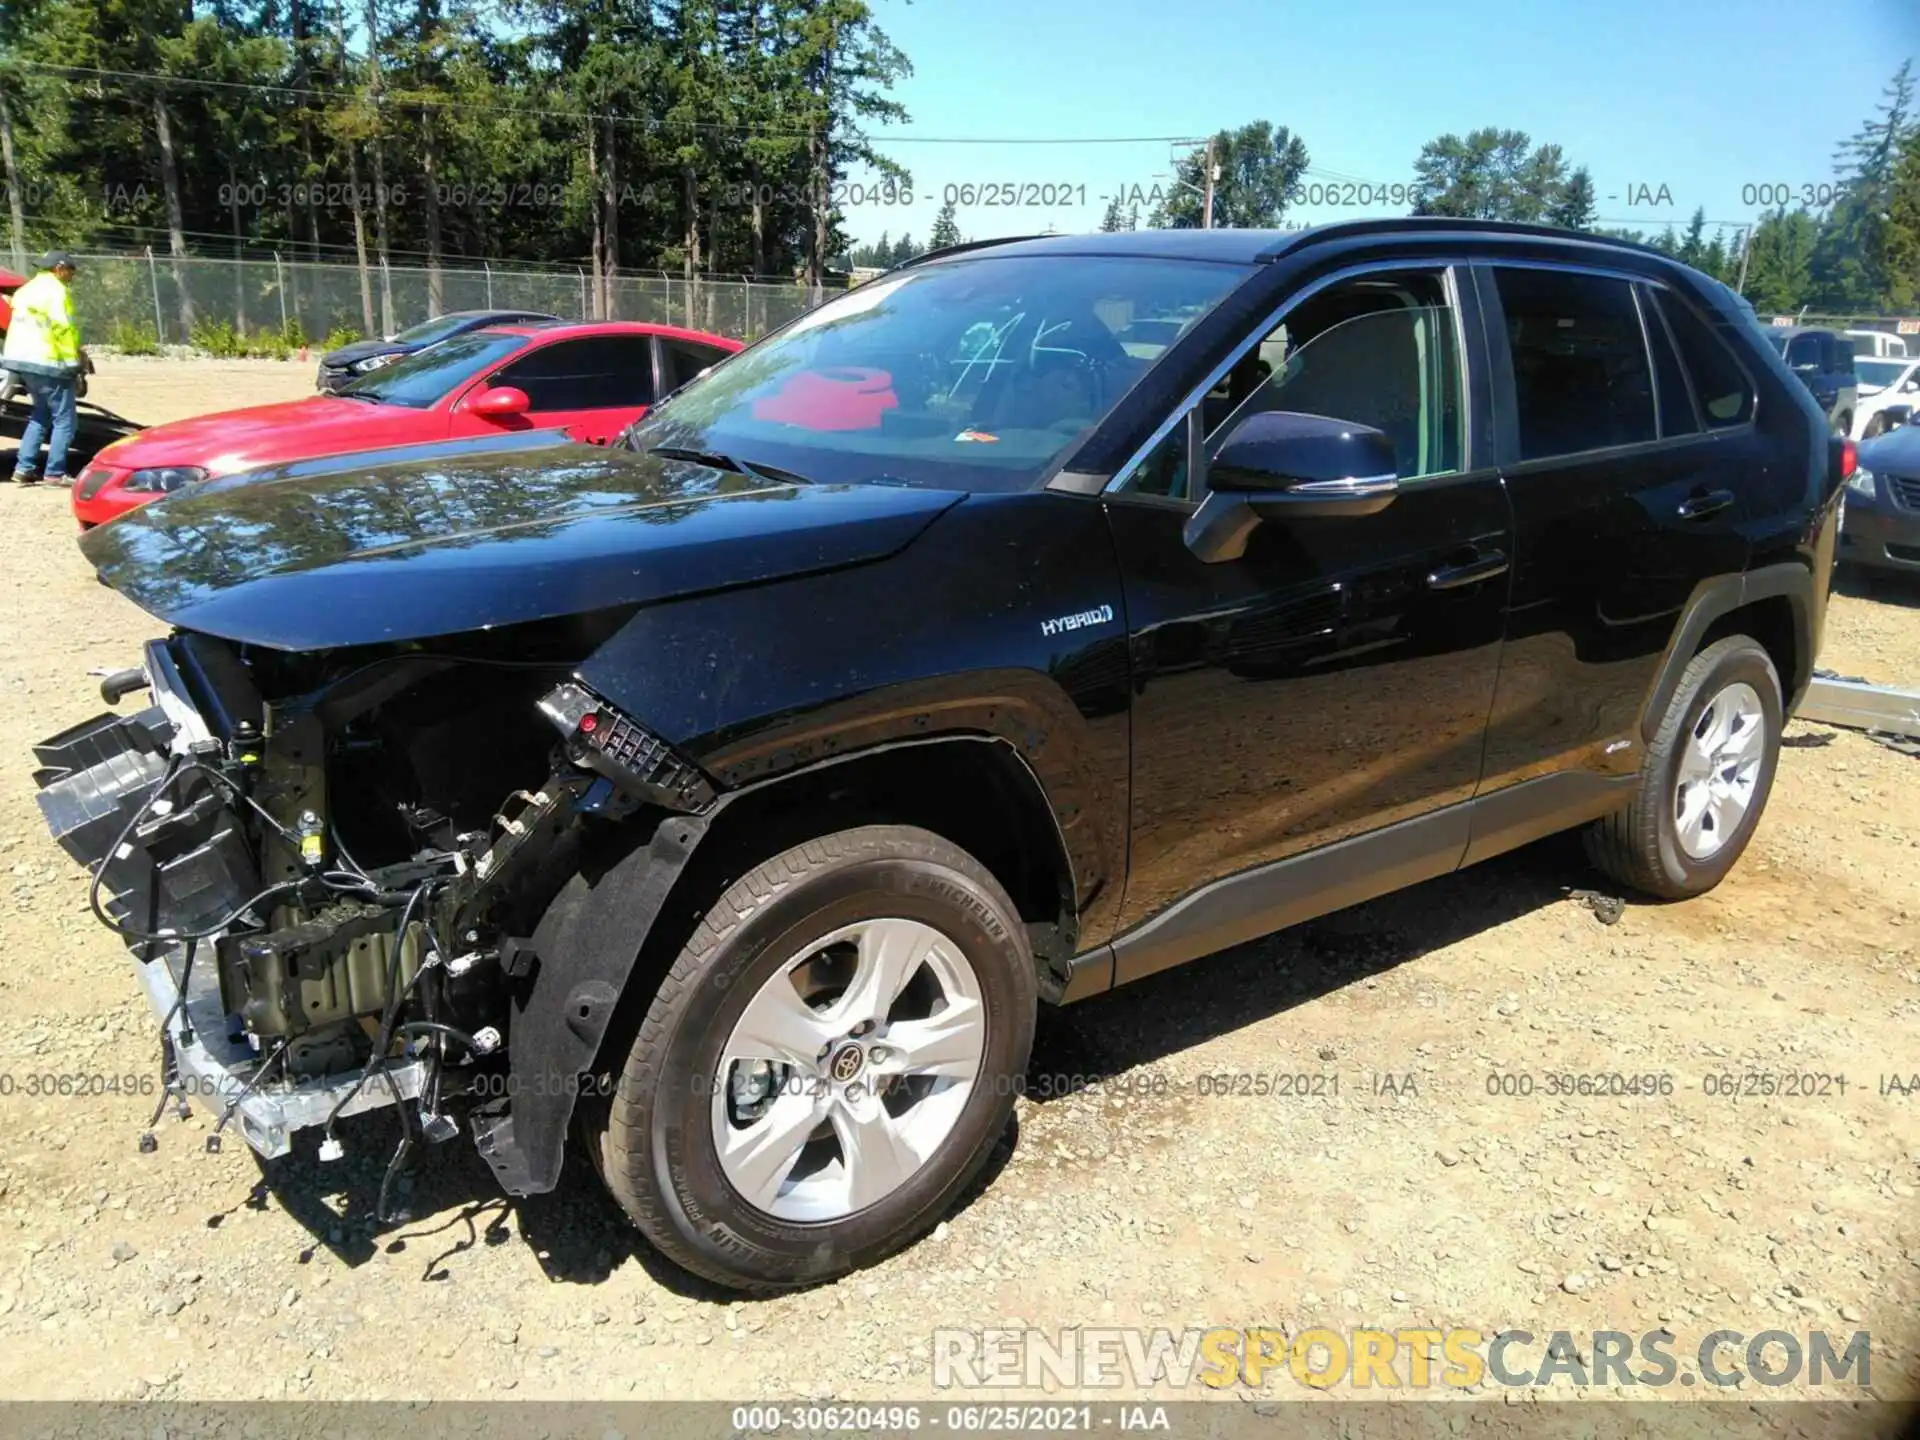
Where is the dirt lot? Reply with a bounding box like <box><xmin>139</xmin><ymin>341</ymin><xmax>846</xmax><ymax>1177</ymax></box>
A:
<box><xmin>0</xmin><ymin>359</ymin><xmax>1916</xmax><ymax>1410</ymax></box>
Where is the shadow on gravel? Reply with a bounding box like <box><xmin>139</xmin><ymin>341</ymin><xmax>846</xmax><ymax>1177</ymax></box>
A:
<box><xmin>239</xmin><ymin>1068</ymin><xmax>1017</xmax><ymax>1303</ymax></box>
<box><xmin>225</xmin><ymin>833</ymin><xmax>1587</xmax><ymax>1298</ymax></box>
<box><xmin>1833</xmin><ymin>565</ymin><xmax>1920</xmax><ymax>609</ymax></box>
<box><xmin>1027</xmin><ymin>831</ymin><xmax>1591</xmax><ymax>1095</ymax></box>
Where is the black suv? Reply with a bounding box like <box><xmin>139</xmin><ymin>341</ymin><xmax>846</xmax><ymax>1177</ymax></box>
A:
<box><xmin>1760</xmin><ymin>325</ymin><xmax>1858</xmax><ymax>434</ymax></box>
<box><xmin>33</xmin><ymin>221</ymin><xmax>1844</xmax><ymax>1293</ymax></box>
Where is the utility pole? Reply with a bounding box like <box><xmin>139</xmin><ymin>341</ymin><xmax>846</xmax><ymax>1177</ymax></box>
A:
<box><xmin>1202</xmin><ymin>135</ymin><xmax>1216</xmax><ymax>229</ymax></box>
<box><xmin>1735</xmin><ymin>224</ymin><xmax>1752</xmax><ymax>296</ymax></box>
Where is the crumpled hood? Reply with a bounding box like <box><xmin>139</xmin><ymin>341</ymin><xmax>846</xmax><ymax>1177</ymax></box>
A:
<box><xmin>80</xmin><ymin>439</ymin><xmax>963</xmax><ymax>650</ymax></box>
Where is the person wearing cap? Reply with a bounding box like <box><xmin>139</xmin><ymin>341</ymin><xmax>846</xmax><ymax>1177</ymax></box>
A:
<box><xmin>2</xmin><ymin>251</ymin><xmax>88</xmax><ymax>486</ymax></box>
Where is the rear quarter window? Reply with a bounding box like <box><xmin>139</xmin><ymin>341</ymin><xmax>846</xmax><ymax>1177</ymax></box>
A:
<box><xmin>1655</xmin><ymin>293</ymin><xmax>1757</xmax><ymax>428</ymax></box>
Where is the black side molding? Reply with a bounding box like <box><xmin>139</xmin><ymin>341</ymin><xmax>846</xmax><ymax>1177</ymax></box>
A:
<box><xmin>1062</xmin><ymin>768</ymin><xmax>1637</xmax><ymax>1000</ymax></box>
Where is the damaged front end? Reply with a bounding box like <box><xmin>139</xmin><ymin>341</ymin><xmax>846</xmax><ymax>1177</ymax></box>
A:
<box><xmin>33</xmin><ymin>628</ymin><xmax>711</xmax><ymax>1204</ymax></box>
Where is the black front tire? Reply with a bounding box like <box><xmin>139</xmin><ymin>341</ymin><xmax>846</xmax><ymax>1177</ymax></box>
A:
<box><xmin>597</xmin><ymin>824</ymin><xmax>1037</xmax><ymax>1293</ymax></box>
<box><xmin>1584</xmin><ymin>636</ymin><xmax>1782</xmax><ymax>899</ymax></box>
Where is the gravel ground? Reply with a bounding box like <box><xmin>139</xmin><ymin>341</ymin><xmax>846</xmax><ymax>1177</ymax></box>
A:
<box><xmin>0</xmin><ymin>360</ymin><xmax>1916</xmax><ymax>1410</ymax></box>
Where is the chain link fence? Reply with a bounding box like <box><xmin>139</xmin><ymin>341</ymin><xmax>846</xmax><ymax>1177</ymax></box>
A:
<box><xmin>72</xmin><ymin>251</ymin><xmax>833</xmax><ymax>350</ymax></box>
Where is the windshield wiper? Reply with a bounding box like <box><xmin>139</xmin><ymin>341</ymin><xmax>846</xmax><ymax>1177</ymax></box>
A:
<box><xmin>649</xmin><ymin>445</ymin><xmax>744</xmax><ymax>470</ymax></box>
<box><xmin>648</xmin><ymin>446</ymin><xmax>812</xmax><ymax>484</ymax></box>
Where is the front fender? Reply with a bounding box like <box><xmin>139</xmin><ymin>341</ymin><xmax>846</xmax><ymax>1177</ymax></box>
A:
<box><xmin>574</xmin><ymin>489</ymin><xmax>1132</xmax><ymax>947</ymax></box>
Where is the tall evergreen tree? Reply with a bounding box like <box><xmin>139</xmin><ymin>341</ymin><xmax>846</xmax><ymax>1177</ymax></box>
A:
<box><xmin>1811</xmin><ymin>61</ymin><xmax>1916</xmax><ymax>310</ymax></box>
<box><xmin>1547</xmin><ymin>165</ymin><xmax>1596</xmax><ymax>230</ymax></box>
<box><xmin>929</xmin><ymin>197</ymin><xmax>961</xmax><ymax>248</ymax></box>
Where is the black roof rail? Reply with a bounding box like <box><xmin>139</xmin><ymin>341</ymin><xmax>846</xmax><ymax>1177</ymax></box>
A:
<box><xmin>1256</xmin><ymin>216</ymin><xmax>1676</xmax><ymax>263</ymax></box>
<box><xmin>888</xmin><ymin>234</ymin><xmax>1049</xmax><ymax>270</ymax></box>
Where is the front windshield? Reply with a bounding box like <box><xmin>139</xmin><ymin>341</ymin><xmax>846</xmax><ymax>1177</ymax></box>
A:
<box><xmin>393</xmin><ymin>312</ymin><xmax>481</xmax><ymax>347</ymax></box>
<box><xmin>338</xmin><ymin>332</ymin><xmax>529</xmax><ymax>408</ymax></box>
<box><xmin>1761</xmin><ymin>329</ymin><xmax>1791</xmax><ymax>354</ymax></box>
<box><xmin>1857</xmin><ymin>358</ymin><xmax>1909</xmax><ymax>388</ymax></box>
<box><xmin>628</xmin><ymin>254</ymin><xmax>1253</xmax><ymax>491</ymax></box>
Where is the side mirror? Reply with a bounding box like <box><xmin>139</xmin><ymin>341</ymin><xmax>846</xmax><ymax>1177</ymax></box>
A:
<box><xmin>469</xmin><ymin>385</ymin><xmax>531</xmax><ymax>420</ymax></box>
<box><xmin>1185</xmin><ymin>411</ymin><xmax>1398</xmax><ymax>564</ymax></box>
<box><xmin>1883</xmin><ymin>404</ymin><xmax>1912</xmax><ymax>431</ymax></box>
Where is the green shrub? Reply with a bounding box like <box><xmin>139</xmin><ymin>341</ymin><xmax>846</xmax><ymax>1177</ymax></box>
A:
<box><xmin>107</xmin><ymin>319</ymin><xmax>161</xmax><ymax>357</ymax></box>
<box><xmin>246</xmin><ymin>329</ymin><xmax>292</xmax><ymax>361</ymax></box>
<box><xmin>190</xmin><ymin>318</ymin><xmax>246</xmax><ymax>358</ymax></box>
<box><xmin>323</xmin><ymin>324</ymin><xmax>364</xmax><ymax>350</ymax></box>
<box><xmin>280</xmin><ymin>315</ymin><xmax>309</xmax><ymax>351</ymax></box>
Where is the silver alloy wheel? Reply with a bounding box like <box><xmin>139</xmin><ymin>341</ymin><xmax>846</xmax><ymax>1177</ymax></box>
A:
<box><xmin>1673</xmin><ymin>681</ymin><xmax>1766</xmax><ymax>861</ymax></box>
<box><xmin>710</xmin><ymin>917</ymin><xmax>987</xmax><ymax>1222</ymax></box>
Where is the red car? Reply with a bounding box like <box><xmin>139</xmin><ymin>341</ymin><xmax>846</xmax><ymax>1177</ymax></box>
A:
<box><xmin>73</xmin><ymin>319</ymin><xmax>740</xmax><ymax>526</ymax></box>
<box><xmin>0</xmin><ymin>266</ymin><xmax>25</xmax><ymax>405</ymax></box>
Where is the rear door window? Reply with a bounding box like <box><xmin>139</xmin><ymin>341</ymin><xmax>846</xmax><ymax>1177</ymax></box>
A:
<box><xmin>1490</xmin><ymin>267</ymin><xmax>1656</xmax><ymax>460</ymax></box>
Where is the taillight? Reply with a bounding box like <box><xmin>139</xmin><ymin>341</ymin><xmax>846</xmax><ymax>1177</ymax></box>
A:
<box><xmin>1840</xmin><ymin>437</ymin><xmax>1858</xmax><ymax>482</ymax></box>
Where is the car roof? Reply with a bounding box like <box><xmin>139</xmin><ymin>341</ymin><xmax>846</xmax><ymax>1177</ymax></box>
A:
<box><xmin>0</xmin><ymin>268</ymin><xmax>25</xmax><ymax>289</ymax></box>
<box><xmin>474</xmin><ymin>319</ymin><xmax>741</xmax><ymax>347</ymax></box>
<box><xmin>1765</xmin><ymin>326</ymin><xmax>1838</xmax><ymax>339</ymax></box>
<box><xmin>898</xmin><ymin>217</ymin><xmax>1686</xmax><ymax>269</ymax></box>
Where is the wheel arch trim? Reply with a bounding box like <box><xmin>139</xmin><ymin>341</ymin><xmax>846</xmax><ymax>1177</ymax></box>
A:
<box><xmin>472</xmin><ymin>733</ymin><xmax>1080</xmax><ymax>1197</ymax></box>
<box><xmin>1638</xmin><ymin>562</ymin><xmax>1814</xmax><ymax>744</ymax></box>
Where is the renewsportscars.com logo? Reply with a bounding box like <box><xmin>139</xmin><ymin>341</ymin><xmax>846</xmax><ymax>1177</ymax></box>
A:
<box><xmin>932</xmin><ymin>1326</ymin><xmax>1874</xmax><ymax>1392</ymax></box>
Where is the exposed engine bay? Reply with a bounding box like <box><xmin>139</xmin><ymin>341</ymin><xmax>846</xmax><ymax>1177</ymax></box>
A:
<box><xmin>33</xmin><ymin>627</ymin><xmax>712</xmax><ymax>1214</ymax></box>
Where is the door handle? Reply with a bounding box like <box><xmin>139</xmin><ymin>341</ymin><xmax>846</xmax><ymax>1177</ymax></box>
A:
<box><xmin>1676</xmin><ymin>488</ymin><xmax>1734</xmax><ymax>521</ymax></box>
<box><xmin>1426</xmin><ymin>550</ymin><xmax>1509</xmax><ymax>590</ymax></box>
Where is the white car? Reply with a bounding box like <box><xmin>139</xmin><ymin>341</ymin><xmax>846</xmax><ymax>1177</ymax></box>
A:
<box><xmin>1846</xmin><ymin>329</ymin><xmax>1909</xmax><ymax>360</ymax></box>
<box><xmin>1851</xmin><ymin>355</ymin><xmax>1920</xmax><ymax>439</ymax></box>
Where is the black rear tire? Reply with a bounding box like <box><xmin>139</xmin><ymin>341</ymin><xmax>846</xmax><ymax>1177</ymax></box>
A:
<box><xmin>597</xmin><ymin>824</ymin><xmax>1036</xmax><ymax>1293</ymax></box>
<box><xmin>1584</xmin><ymin>635</ymin><xmax>1782</xmax><ymax>899</ymax></box>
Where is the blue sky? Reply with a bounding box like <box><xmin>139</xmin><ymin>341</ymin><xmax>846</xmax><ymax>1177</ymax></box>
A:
<box><xmin>840</xmin><ymin>0</ymin><xmax>1919</xmax><ymax>250</ymax></box>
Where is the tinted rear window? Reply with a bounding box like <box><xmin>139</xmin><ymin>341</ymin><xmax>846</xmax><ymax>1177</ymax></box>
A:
<box><xmin>1658</xmin><ymin>293</ymin><xmax>1757</xmax><ymax>428</ymax></box>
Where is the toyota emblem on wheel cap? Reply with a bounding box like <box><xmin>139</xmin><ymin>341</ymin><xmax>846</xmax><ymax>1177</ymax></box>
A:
<box><xmin>829</xmin><ymin>1043</ymin><xmax>866</xmax><ymax>1083</ymax></box>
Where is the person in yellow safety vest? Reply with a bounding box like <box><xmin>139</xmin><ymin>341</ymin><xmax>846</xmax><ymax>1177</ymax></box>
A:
<box><xmin>2</xmin><ymin>251</ymin><xmax>89</xmax><ymax>487</ymax></box>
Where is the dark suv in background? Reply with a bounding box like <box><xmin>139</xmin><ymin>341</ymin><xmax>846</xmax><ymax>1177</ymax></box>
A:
<box><xmin>34</xmin><ymin>220</ymin><xmax>1844</xmax><ymax>1293</ymax></box>
<box><xmin>1762</xmin><ymin>325</ymin><xmax>1858</xmax><ymax>434</ymax></box>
